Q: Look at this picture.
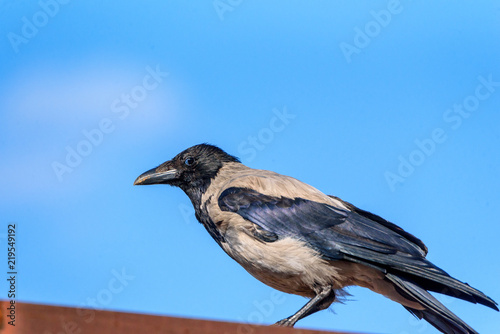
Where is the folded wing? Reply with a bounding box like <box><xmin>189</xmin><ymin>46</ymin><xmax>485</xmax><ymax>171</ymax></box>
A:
<box><xmin>218</xmin><ymin>186</ymin><xmax>498</xmax><ymax>310</ymax></box>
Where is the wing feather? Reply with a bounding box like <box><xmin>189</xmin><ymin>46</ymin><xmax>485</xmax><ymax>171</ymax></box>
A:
<box><xmin>218</xmin><ymin>187</ymin><xmax>498</xmax><ymax>310</ymax></box>
<box><xmin>219</xmin><ymin>187</ymin><xmax>426</xmax><ymax>259</ymax></box>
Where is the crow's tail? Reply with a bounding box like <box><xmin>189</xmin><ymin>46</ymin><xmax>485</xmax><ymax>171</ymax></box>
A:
<box><xmin>386</xmin><ymin>273</ymin><xmax>478</xmax><ymax>334</ymax></box>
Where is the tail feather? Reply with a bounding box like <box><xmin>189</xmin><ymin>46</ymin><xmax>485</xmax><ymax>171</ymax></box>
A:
<box><xmin>387</xmin><ymin>273</ymin><xmax>478</xmax><ymax>334</ymax></box>
<box><xmin>404</xmin><ymin>306</ymin><xmax>476</xmax><ymax>334</ymax></box>
<box><xmin>393</xmin><ymin>263</ymin><xmax>499</xmax><ymax>311</ymax></box>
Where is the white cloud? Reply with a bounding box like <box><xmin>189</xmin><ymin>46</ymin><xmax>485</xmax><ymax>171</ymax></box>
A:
<box><xmin>0</xmin><ymin>59</ymin><xmax>182</xmax><ymax>201</ymax></box>
<box><xmin>3</xmin><ymin>62</ymin><xmax>155</xmax><ymax>120</ymax></box>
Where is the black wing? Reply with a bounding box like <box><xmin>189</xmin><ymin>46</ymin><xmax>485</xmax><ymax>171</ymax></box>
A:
<box><xmin>219</xmin><ymin>187</ymin><xmax>427</xmax><ymax>262</ymax></box>
<box><xmin>218</xmin><ymin>187</ymin><xmax>498</xmax><ymax>309</ymax></box>
<box><xmin>327</xmin><ymin>195</ymin><xmax>428</xmax><ymax>255</ymax></box>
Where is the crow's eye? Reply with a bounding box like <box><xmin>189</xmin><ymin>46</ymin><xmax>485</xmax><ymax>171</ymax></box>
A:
<box><xmin>184</xmin><ymin>157</ymin><xmax>195</xmax><ymax>166</ymax></box>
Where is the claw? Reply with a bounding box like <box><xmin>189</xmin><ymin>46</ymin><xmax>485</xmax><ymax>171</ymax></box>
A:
<box><xmin>274</xmin><ymin>317</ymin><xmax>296</xmax><ymax>327</ymax></box>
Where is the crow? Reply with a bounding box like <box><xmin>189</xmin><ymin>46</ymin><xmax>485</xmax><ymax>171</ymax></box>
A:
<box><xmin>134</xmin><ymin>143</ymin><xmax>498</xmax><ymax>333</ymax></box>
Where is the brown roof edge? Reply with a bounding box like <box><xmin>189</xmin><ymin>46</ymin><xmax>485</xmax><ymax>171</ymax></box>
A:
<box><xmin>0</xmin><ymin>300</ymin><xmax>366</xmax><ymax>334</ymax></box>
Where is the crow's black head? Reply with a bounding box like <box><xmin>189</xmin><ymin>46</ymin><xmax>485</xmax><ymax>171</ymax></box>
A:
<box><xmin>134</xmin><ymin>144</ymin><xmax>240</xmax><ymax>193</ymax></box>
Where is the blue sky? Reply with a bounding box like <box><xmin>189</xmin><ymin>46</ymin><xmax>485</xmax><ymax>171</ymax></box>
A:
<box><xmin>1</xmin><ymin>1</ymin><xmax>499</xmax><ymax>333</ymax></box>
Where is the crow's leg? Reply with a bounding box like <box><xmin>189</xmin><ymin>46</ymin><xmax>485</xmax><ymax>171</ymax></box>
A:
<box><xmin>274</xmin><ymin>286</ymin><xmax>335</xmax><ymax>327</ymax></box>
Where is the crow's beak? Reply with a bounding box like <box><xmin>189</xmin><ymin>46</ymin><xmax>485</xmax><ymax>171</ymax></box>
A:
<box><xmin>133</xmin><ymin>165</ymin><xmax>178</xmax><ymax>185</ymax></box>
